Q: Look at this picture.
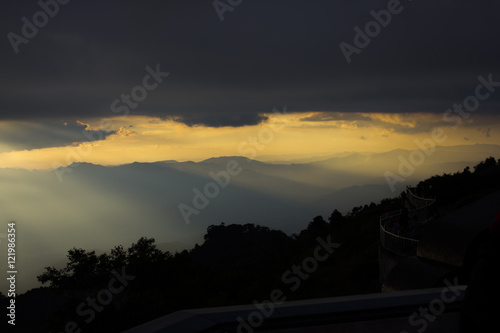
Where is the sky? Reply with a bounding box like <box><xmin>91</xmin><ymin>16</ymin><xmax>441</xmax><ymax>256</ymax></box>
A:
<box><xmin>1</xmin><ymin>0</ymin><xmax>500</xmax><ymax>295</ymax></box>
<box><xmin>1</xmin><ymin>0</ymin><xmax>499</xmax><ymax>170</ymax></box>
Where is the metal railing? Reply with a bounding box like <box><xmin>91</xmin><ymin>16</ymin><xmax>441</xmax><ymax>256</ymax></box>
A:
<box><xmin>406</xmin><ymin>187</ymin><xmax>435</xmax><ymax>209</ymax></box>
<box><xmin>379</xmin><ymin>188</ymin><xmax>435</xmax><ymax>256</ymax></box>
<box><xmin>379</xmin><ymin>221</ymin><xmax>419</xmax><ymax>256</ymax></box>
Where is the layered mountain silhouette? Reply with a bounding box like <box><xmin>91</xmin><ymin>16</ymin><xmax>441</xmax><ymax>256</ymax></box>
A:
<box><xmin>0</xmin><ymin>144</ymin><xmax>499</xmax><ymax>294</ymax></box>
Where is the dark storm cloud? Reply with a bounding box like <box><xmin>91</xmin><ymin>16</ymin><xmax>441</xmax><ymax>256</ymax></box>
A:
<box><xmin>299</xmin><ymin>111</ymin><xmax>454</xmax><ymax>134</ymax></box>
<box><xmin>300</xmin><ymin>113</ymin><xmax>372</xmax><ymax>122</ymax></box>
<box><xmin>172</xmin><ymin>112</ymin><xmax>268</xmax><ymax>128</ymax></box>
<box><xmin>478</xmin><ymin>127</ymin><xmax>491</xmax><ymax>138</ymax></box>
<box><xmin>1</xmin><ymin>0</ymin><xmax>499</xmax><ymax>127</ymax></box>
<box><xmin>0</xmin><ymin>120</ymin><xmax>115</xmax><ymax>153</ymax></box>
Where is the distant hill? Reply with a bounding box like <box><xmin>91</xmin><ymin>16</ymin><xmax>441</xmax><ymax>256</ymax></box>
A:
<box><xmin>0</xmin><ymin>144</ymin><xmax>499</xmax><ymax>294</ymax></box>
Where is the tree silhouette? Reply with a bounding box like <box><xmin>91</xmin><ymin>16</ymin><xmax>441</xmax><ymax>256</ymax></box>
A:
<box><xmin>329</xmin><ymin>209</ymin><xmax>345</xmax><ymax>229</ymax></box>
<box><xmin>474</xmin><ymin>156</ymin><xmax>497</xmax><ymax>173</ymax></box>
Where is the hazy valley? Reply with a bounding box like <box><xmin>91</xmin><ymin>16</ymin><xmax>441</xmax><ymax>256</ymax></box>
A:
<box><xmin>1</xmin><ymin>143</ymin><xmax>499</xmax><ymax>294</ymax></box>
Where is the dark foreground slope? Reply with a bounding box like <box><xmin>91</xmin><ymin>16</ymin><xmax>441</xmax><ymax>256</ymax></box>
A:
<box><xmin>2</xmin><ymin>157</ymin><xmax>499</xmax><ymax>332</ymax></box>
